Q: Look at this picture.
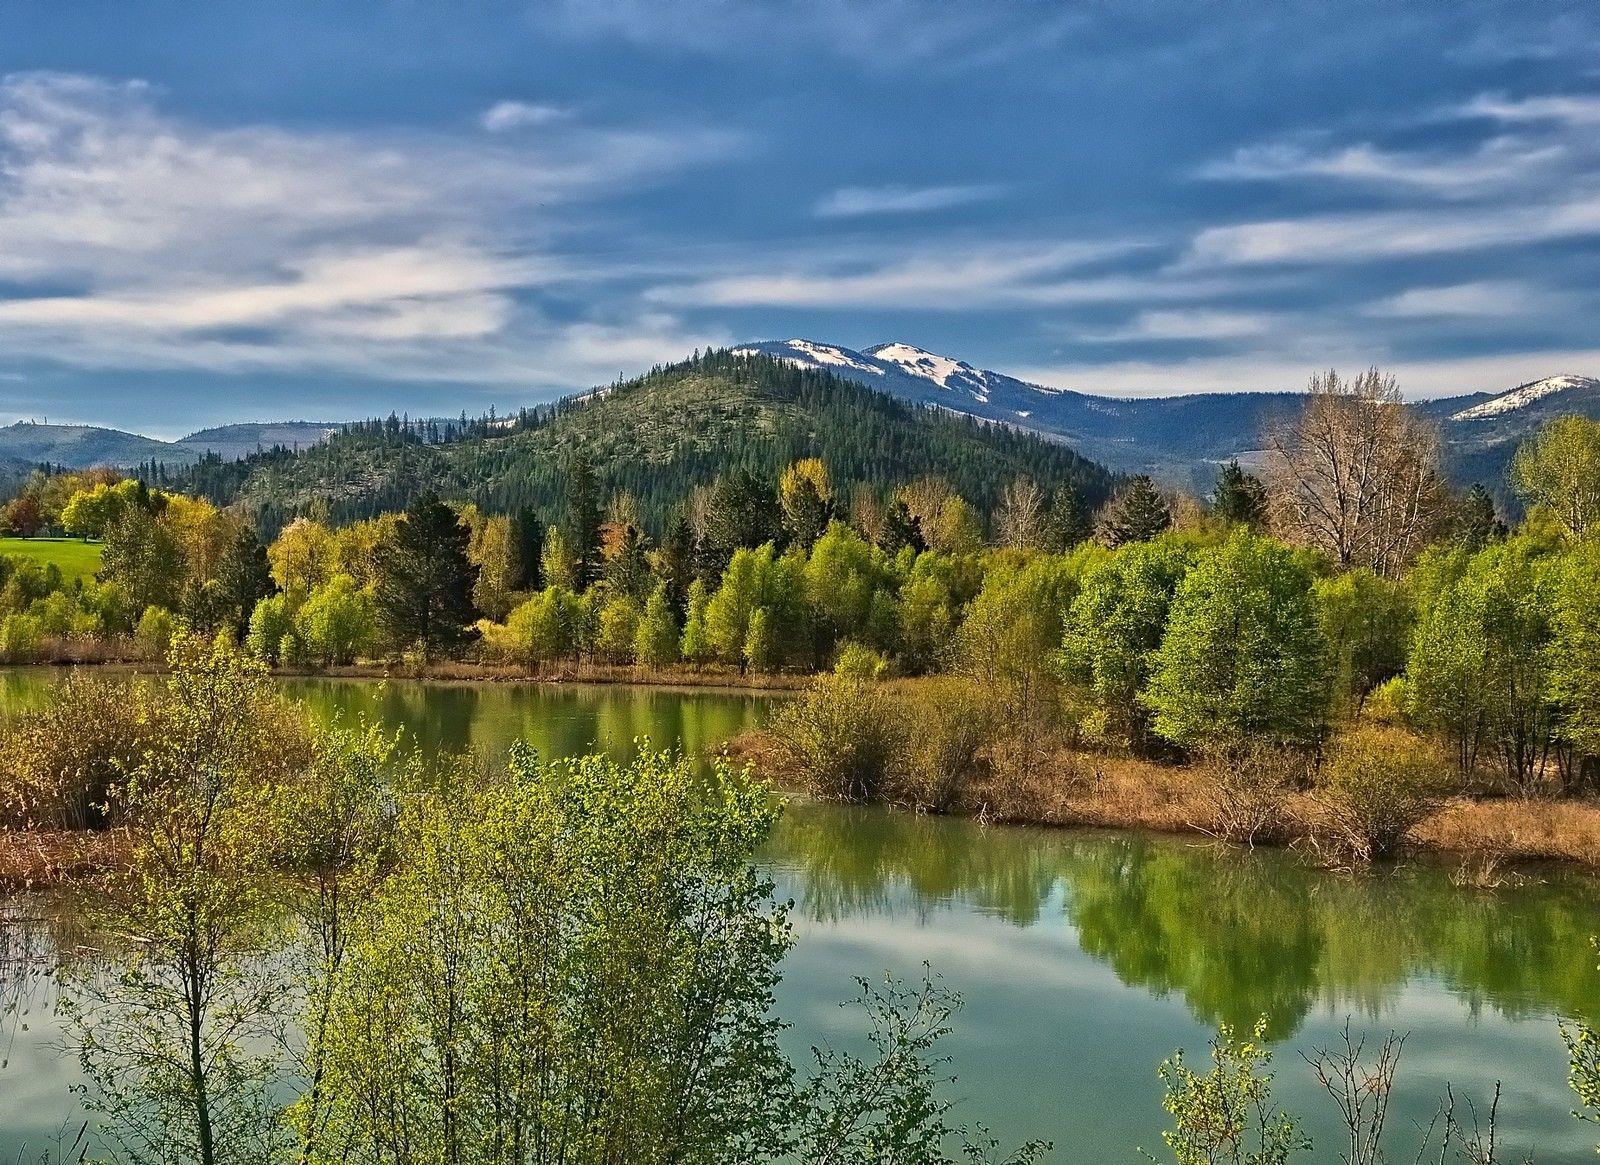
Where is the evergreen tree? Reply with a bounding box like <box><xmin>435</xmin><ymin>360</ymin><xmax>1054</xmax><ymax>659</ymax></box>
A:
<box><xmin>212</xmin><ymin>525</ymin><xmax>274</xmax><ymax>637</ymax></box>
<box><xmin>371</xmin><ymin>492</ymin><xmax>479</xmax><ymax>659</ymax></box>
<box><xmin>653</xmin><ymin>514</ymin><xmax>695</xmax><ymax>609</ymax></box>
<box><xmin>779</xmin><ymin>459</ymin><xmax>833</xmax><ymax>549</ymax></box>
<box><xmin>1211</xmin><ymin>461</ymin><xmax>1268</xmax><ymax>529</ymax></box>
<box><xmin>604</xmin><ymin>524</ymin><xmax>653</xmax><ymax>600</ymax></box>
<box><xmin>509</xmin><ymin>505</ymin><xmax>543</xmax><ymax>590</ymax></box>
<box><xmin>1452</xmin><ymin>483</ymin><xmax>1504</xmax><ymax>549</ymax></box>
<box><xmin>1098</xmin><ymin>476</ymin><xmax>1172</xmax><ymax>548</ymax></box>
<box><xmin>702</xmin><ymin>469</ymin><xmax>780</xmax><ymax>566</ymax></box>
<box><xmin>877</xmin><ymin>499</ymin><xmax>925</xmax><ymax>554</ymax></box>
<box><xmin>565</xmin><ymin>452</ymin><xmax>602</xmax><ymax>587</ymax></box>
<box><xmin>1041</xmin><ymin>486</ymin><xmax>1089</xmax><ymax>551</ymax></box>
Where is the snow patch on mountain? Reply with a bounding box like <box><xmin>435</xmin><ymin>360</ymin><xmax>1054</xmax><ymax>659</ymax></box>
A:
<box><xmin>733</xmin><ymin>339</ymin><xmax>885</xmax><ymax>377</ymax></box>
<box><xmin>1451</xmin><ymin>375</ymin><xmax>1598</xmax><ymax>420</ymax></box>
<box><xmin>867</xmin><ymin>342</ymin><xmax>971</xmax><ymax>388</ymax></box>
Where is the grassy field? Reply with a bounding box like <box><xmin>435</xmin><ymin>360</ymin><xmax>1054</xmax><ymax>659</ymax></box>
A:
<box><xmin>0</xmin><ymin>537</ymin><xmax>103</xmax><ymax>582</ymax></box>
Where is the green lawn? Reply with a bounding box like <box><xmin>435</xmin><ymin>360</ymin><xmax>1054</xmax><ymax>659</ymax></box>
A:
<box><xmin>0</xmin><ymin>537</ymin><xmax>103</xmax><ymax>582</ymax></box>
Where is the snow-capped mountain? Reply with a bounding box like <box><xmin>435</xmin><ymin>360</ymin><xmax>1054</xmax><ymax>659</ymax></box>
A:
<box><xmin>1446</xmin><ymin>375</ymin><xmax>1600</xmax><ymax>421</ymax></box>
<box><xmin>734</xmin><ymin>338</ymin><xmax>1600</xmax><ymax>494</ymax></box>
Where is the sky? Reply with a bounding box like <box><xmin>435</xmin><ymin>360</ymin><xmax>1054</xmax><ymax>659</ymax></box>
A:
<box><xmin>0</xmin><ymin>1</ymin><xmax>1598</xmax><ymax>435</ymax></box>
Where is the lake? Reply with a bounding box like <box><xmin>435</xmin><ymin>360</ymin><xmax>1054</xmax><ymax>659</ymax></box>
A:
<box><xmin>2</xmin><ymin>674</ymin><xmax>1598</xmax><ymax>1161</ymax></box>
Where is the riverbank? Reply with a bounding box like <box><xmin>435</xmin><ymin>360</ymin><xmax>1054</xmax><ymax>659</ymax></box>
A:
<box><xmin>727</xmin><ymin>727</ymin><xmax>1600</xmax><ymax>874</ymax></box>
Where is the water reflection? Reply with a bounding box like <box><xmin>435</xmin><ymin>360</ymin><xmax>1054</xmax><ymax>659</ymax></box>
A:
<box><xmin>773</xmin><ymin>804</ymin><xmax>1600</xmax><ymax>1041</ymax></box>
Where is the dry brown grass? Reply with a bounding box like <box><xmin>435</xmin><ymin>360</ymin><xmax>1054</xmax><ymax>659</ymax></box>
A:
<box><xmin>1414</xmin><ymin>795</ymin><xmax>1600</xmax><ymax>867</ymax></box>
<box><xmin>0</xmin><ymin>828</ymin><xmax>129</xmax><ymax>888</ymax></box>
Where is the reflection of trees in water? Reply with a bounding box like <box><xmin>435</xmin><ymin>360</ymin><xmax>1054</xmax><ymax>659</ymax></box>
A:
<box><xmin>777</xmin><ymin>806</ymin><xmax>1600</xmax><ymax>1041</ymax></box>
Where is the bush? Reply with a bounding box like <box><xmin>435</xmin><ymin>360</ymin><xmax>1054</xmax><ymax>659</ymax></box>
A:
<box><xmin>888</xmin><ymin>677</ymin><xmax>995</xmax><ymax>812</ymax></box>
<box><xmin>1314</xmin><ymin>725</ymin><xmax>1450</xmax><ymax>861</ymax></box>
<box><xmin>834</xmin><ymin>640</ymin><xmax>889</xmax><ymax>681</ymax></box>
<box><xmin>135</xmin><ymin>606</ymin><xmax>175</xmax><ymax>662</ymax></box>
<box><xmin>0</xmin><ymin>612</ymin><xmax>42</xmax><ymax>663</ymax></box>
<box><xmin>0</xmin><ymin>672</ymin><xmax>157</xmax><ymax>829</ymax></box>
<box><xmin>768</xmin><ymin>674</ymin><xmax>903</xmax><ymax>801</ymax></box>
<box><xmin>1197</xmin><ymin>742</ymin><xmax>1308</xmax><ymax>846</ymax></box>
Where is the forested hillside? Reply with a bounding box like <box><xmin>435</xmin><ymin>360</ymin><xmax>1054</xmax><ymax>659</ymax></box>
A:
<box><xmin>155</xmin><ymin>351</ymin><xmax>1117</xmax><ymax>534</ymax></box>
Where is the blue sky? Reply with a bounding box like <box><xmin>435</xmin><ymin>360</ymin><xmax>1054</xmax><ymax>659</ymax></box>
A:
<box><xmin>0</xmin><ymin>1</ymin><xmax>1598</xmax><ymax>434</ymax></box>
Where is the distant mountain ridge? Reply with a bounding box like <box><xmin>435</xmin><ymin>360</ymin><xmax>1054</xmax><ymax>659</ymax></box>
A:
<box><xmin>735</xmin><ymin>339</ymin><xmax>1600</xmax><ymax>493</ymax></box>
<box><xmin>0</xmin><ymin>419</ymin><xmax>341</xmax><ymax>471</ymax></box>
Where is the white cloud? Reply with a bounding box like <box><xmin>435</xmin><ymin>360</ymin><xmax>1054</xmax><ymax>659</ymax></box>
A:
<box><xmin>639</xmin><ymin>240</ymin><xmax>1247</xmax><ymax>311</ymax></box>
<box><xmin>1457</xmin><ymin>92</ymin><xmax>1600</xmax><ymax>126</ymax></box>
<box><xmin>1197</xmin><ymin>137</ymin><xmax>1565</xmax><ymax>194</ymax></box>
<box><xmin>1184</xmin><ymin>196</ymin><xmax>1600</xmax><ymax>266</ymax></box>
<box><xmin>0</xmin><ymin>72</ymin><xmax>734</xmax><ymax>389</ymax></box>
<box><xmin>813</xmin><ymin>183</ymin><xmax>1007</xmax><ymax>218</ymax></box>
<box><xmin>1014</xmin><ymin>346</ymin><xmax>1600</xmax><ymax>400</ymax></box>
<box><xmin>1086</xmin><ymin>309</ymin><xmax>1273</xmax><ymax>342</ymax></box>
<box><xmin>1364</xmin><ymin>281</ymin><xmax>1540</xmax><ymax>318</ymax></box>
<box><xmin>480</xmin><ymin>100</ymin><xmax>569</xmax><ymax>132</ymax></box>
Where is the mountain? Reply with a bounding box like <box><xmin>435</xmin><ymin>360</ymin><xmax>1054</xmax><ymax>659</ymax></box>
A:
<box><xmin>177</xmin><ymin>422</ymin><xmax>341</xmax><ymax>462</ymax></box>
<box><xmin>737</xmin><ymin>339</ymin><xmax>1600</xmax><ymax>494</ymax></box>
<box><xmin>1417</xmin><ymin>375</ymin><xmax>1600</xmax><ymax>491</ymax></box>
<box><xmin>0</xmin><ymin>420</ymin><xmax>193</xmax><ymax>470</ymax></box>
<box><xmin>735</xmin><ymin>340</ymin><xmax>1300</xmax><ymax>489</ymax></box>
<box><xmin>0</xmin><ymin>418</ymin><xmax>340</xmax><ymax>471</ymax></box>
<box><xmin>169</xmin><ymin>350</ymin><xmax>1118</xmax><ymax>533</ymax></box>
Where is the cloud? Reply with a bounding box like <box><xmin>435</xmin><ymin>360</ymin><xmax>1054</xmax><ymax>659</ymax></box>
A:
<box><xmin>1456</xmin><ymin>92</ymin><xmax>1600</xmax><ymax>126</ymax></box>
<box><xmin>480</xmin><ymin>100</ymin><xmax>569</xmax><ymax>132</ymax></box>
<box><xmin>639</xmin><ymin>240</ymin><xmax>1246</xmax><ymax>311</ymax></box>
<box><xmin>0</xmin><ymin>71</ymin><xmax>734</xmax><ymax>389</ymax></box>
<box><xmin>1184</xmin><ymin>196</ymin><xmax>1600</xmax><ymax>266</ymax></box>
<box><xmin>1196</xmin><ymin>137</ymin><xmax>1565</xmax><ymax>194</ymax></box>
<box><xmin>813</xmin><ymin>183</ymin><xmax>1007</xmax><ymax>218</ymax></box>
<box><xmin>1364</xmin><ymin>281</ymin><xmax>1542</xmax><ymax>319</ymax></box>
<box><xmin>1014</xmin><ymin>346</ymin><xmax>1600</xmax><ymax>400</ymax></box>
<box><xmin>1085</xmin><ymin>309</ymin><xmax>1274</xmax><ymax>342</ymax></box>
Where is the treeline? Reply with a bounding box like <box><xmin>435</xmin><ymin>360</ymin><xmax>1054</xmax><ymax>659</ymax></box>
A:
<box><xmin>142</xmin><ymin>350</ymin><xmax>1117</xmax><ymax>535</ymax></box>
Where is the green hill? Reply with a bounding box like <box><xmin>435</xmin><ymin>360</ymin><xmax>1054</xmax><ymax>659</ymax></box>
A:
<box><xmin>164</xmin><ymin>350</ymin><xmax>1118</xmax><ymax>533</ymax></box>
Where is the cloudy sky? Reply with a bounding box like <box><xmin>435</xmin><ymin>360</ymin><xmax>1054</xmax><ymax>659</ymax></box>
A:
<box><xmin>1</xmin><ymin>2</ymin><xmax>1598</xmax><ymax>434</ymax></box>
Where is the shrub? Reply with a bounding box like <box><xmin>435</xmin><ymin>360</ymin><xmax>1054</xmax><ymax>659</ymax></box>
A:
<box><xmin>888</xmin><ymin>677</ymin><xmax>995</xmax><ymax>812</ymax></box>
<box><xmin>0</xmin><ymin>612</ymin><xmax>42</xmax><ymax>664</ymax></box>
<box><xmin>135</xmin><ymin>606</ymin><xmax>175</xmax><ymax>662</ymax></box>
<box><xmin>245</xmin><ymin>594</ymin><xmax>293</xmax><ymax>663</ymax></box>
<box><xmin>1197</xmin><ymin>742</ymin><xmax>1308</xmax><ymax>846</ymax></box>
<box><xmin>768</xmin><ymin>674</ymin><xmax>903</xmax><ymax>801</ymax></box>
<box><xmin>0</xmin><ymin>672</ymin><xmax>159</xmax><ymax>829</ymax></box>
<box><xmin>1314</xmin><ymin>725</ymin><xmax>1450</xmax><ymax>861</ymax></box>
<box><xmin>833</xmin><ymin>640</ymin><xmax>889</xmax><ymax>681</ymax></box>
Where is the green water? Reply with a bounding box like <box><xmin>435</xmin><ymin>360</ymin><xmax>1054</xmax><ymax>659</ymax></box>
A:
<box><xmin>2</xmin><ymin>673</ymin><xmax>1599</xmax><ymax>1161</ymax></box>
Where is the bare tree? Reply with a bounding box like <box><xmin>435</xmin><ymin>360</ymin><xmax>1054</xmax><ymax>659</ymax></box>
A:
<box><xmin>996</xmin><ymin>477</ymin><xmax>1046</xmax><ymax>550</ymax></box>
<box><xmin>1267</xmin><ymin>369</ymin><xmax>1445</xmax><ymax>577</ymax></box>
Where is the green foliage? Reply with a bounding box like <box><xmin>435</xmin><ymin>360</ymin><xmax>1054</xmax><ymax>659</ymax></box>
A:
<box><xmin>296</xmin><ymin>574</ymin><xmax>376</xmax><ymax>667</ymax></box>
<box><xmin>1404</xmin><ymin>535</ymin><xmax>1561</xmax><ymax>785</ymax></box>
<box><xmin>309</xmin><ymin>745</ymin><xmax>793</xmax><ymax>1165</ymax></box>
<box><xmin>370</xmin><ymin>492</ymin><xmax>479</xmax><ymax>659</ymax></box>
<box><xmin>0</xmin><ymin>611</ymin><xmax>42</xmax><ymax>663</ymax></box>
<box><xmin>1314</xmin><ymin>725</ymin><xmax>1450</xmax><ymax>861</ymax></box>
<box><xmin>245</xmin><ymin>594</ymin><xmax>293</xmax><ymax>664</ymax></box>
<box><xmin>1100</xmin><ymin>475</ymin><xmax>1172</xmax><ymax>548</ymax></box>
<box><xmin>136</xmin><ymin>605</ymin><xmax>176</xmax><ymax>661</ymax></box>
<box><xmin>1212</xmin><ymin>462</ymin><xmax>1268</xmax><ymax>529</ymax></box>
<box><xmin>770</xmin><ymin>673</ymin><xmax>905</xmax><ymax>801</ymax></box>
<box><xmin>1145</xmin><ymin>532</ymin><xmax>1327</xmax><ymax>751</ymax></box>
<box><xmin>0</xmin><ymin>536</ymin><xmax>105</xmax><ymax>583</ymax></box>
<box><xmin>595</xmin><ymin>590</ymin><xmax>643</xmax><ymax>662</ymax></box>
<box><xmin>705</xmin><ymin>544</ymin><xmax>806</xmax><ymax>668</ymax></box>
<box><xmin>634</xmin><ymin>583</ymin><xmax>681</xmax><ymax>668</ymax></box>
<box><xmin>1154</xmin><ymin>1019</ymin><xmax>1307</xmax><ymax>1165</ymax></box>
<box><xmin>889</xmin><ymin>677</ymin><xmax>997</xmax><ymax>812</ymax></box>
<box><xmin>1512</xmin><ymin>414</ymin><xmax>1600</xmax><ymax>538</ymax></box>
<box><xmin>100</xmin><ymin>503</ymin><xmax>184</xmax><ymax>612</ymax></box>
<box><xmin>1313</xmin><ymin>568</ymin><xmax>1411</xmax><ymax>715</ymax></box>
<box><xmin>1062</xmin><ymin>536</ymin><xmax>1195</xmax><ymax>751</ymax></box>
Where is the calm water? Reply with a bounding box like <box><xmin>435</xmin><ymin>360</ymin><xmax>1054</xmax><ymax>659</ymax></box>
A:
<box><xmin>2</xmin><ymin>673</ymin><xmax>1599</xmax><ymax>1161</ymax></box>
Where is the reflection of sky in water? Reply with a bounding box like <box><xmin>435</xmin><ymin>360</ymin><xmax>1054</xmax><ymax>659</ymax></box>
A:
<box><xmin>0</xmin><ymin>676</ymin><xmax>1596</xmax><ymax>1161</ymax></box>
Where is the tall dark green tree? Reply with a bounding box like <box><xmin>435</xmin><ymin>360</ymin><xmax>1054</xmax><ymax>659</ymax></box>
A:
<box><xmin>605</xmin><ymin>524</ymin><xmax>653</xmax><ymax>600</ymax></box>
<box><xmin>1042</xmin><ymin>485</ymin><xmax>1090</xmax><ymax>551</ymax></box>
<box><xmin>703</xmin><ymin>468</ymin><xmax>780</xmax><ymax>567</ymax></box>
<box><xmin>212</xmin><ymin>526</ymin><xmax>275</xmax><ymax>636</ymax></box>
<box><xmin>878</xmin><ymin>498</ymin><xmax>925</xmax><ymax>554</ymax></box>
<box><xmin>1453</xmin><ymin>483</ymin><xmax>1505</xmax><ymax>549</ymax></box>
<box><xmin>654</xmin><ymin>513</ymin><xmax>696</xmax><ymax>609</ymax></box>
<box><xmin>1099</xmin><ymin>476</ymin><xmax>1172</xmax><ymax>548</ymax></box>
<box><xmin>509</xmin><ymin>505</ymin><xmax>543</xmax><ymax>590</ymax></box>
<box><xmin>371</xmin><ymin>492</ymin><xmax>479</xmax><ymax>658</ymax></box>
<box><xmin>565</xmin><ymin>452</ymin><xmax>602</xmax><ymax>587</ymax></box>
<box><xmin>1212</xmin><ymin>461</ymin><xmax>1268</xmax><ymax>529</ymax></box>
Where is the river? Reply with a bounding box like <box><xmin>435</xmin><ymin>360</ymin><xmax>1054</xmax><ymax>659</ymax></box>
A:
<box><xmin>1</xmin><ymin>674</ymin><xmax>1597</xmax><ymax>1161</ymax></box>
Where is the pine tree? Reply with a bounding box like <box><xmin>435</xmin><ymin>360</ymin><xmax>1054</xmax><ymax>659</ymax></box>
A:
<box><xmin>509</xmin><ymin>505</ymin><xmax>543</xmax><ymax>590</ymax></box>
<box><xmin>565</xmin><ymin>452</ymin><xmax>602</xmax><ymax>587</ymax></box>
<box><xmin>1098</xmin><ymin>476</ymin><xmax>1172</xmax><ymax>548</ymax></box>
<box><xmin>1453</xmin><ymin>483</ymin><xmax>1504</xmax><ymax>549</ymax></box>
<box><xmin>212</xmin><ymin>525</ymin><xmax>275</xmax><ymax>636</ymax></box>
<box><xmin>1212</xmin><ymin>461</ymin><xmax>1268</xmax><ymax>529</ymax></box>
<box><xmin>371</xmin><ymin>492</ymin><xmax>480</xmax><ymax>659</ymax></box>
<box><xmin>877</xmin><ymin>499</ymin><xmax>925</xmax><ymax>554</ymax></box>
